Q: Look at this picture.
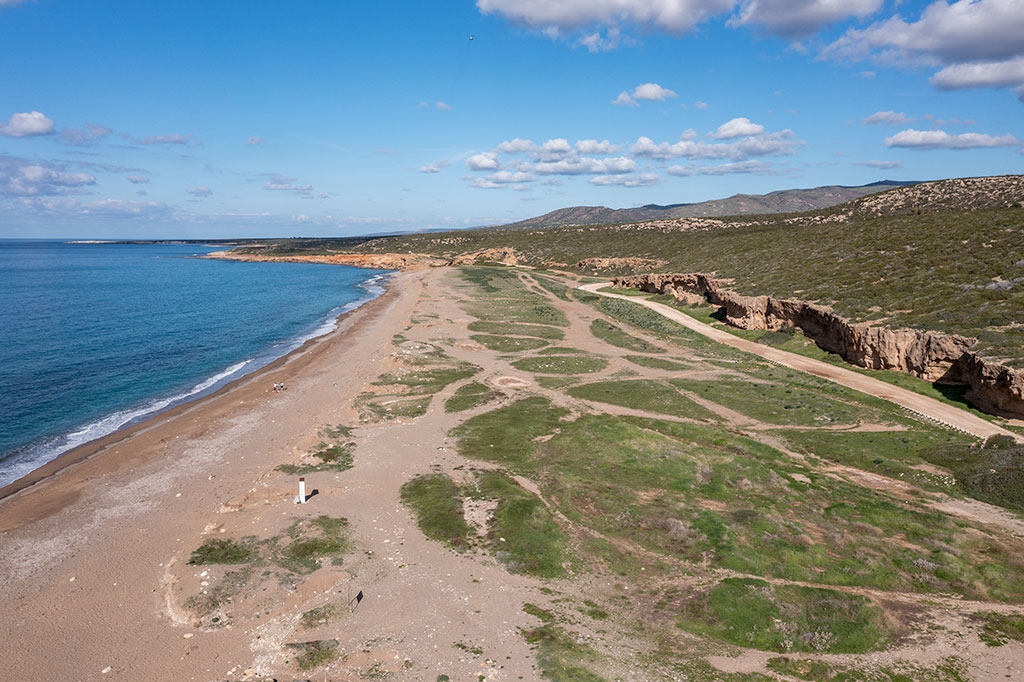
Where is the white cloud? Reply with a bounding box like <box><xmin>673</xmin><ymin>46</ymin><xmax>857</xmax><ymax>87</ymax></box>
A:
<box><xmin>613</xmin><ymin>91</ymin><xmax>638</xmax><ymax>106</ymax></box>
<box><xmin>436</xmin><ymin>101</ymin><xmax>452</xmax><ymax>111</ymax></box>
<box><xmin>466</xmin><ymin>170</ymin><xmax>536</xmax><ymax>189</ymax></box>
<box><xmin>418</xmin><ymin>159</ymin><xmax>451</xmax><ymax>173</ymax></box>
<box><xmin>884</xmin><ymin>128</ymin><xmax>1020</xmax><ymax>150</ymax></box>
<box><xmin>466</xmin><ymin>152</ymin><xmax>501</xmax><ymax>170</ymax></box>
<box><xmin>497</xmin><ymin>138</ymin><xmax>536</xmax><ymax>153</ymax></box>
<box><xmin>187</xmin><ymin>186</ymin><xmax>213</xmax><ymax>197</ymax></box>
<box><xmin>0</xmin><ymin>111</ymin><xmax>56</xmax><ymax>137</ymax></box>
<box><xmin>534</xmin><ymin>156</ymin><xmax>636</xmax><ymax>175</ymax></box>
<box><xmin>854</xmin><ymin>159</ymin><xmax>903</xmax><ymax>168</ymax></box>
<box><xmin>590</xmin><ymin>173</ymin><xmax>660</xmax><ymax>187</ymax></box>
<box><xmin>709</xmin><ymin>117</ymin><xmax>765</xmax><ymax>139</ymax></box>
<box><xmin>476</xmin><ymin>0</ymin><xmax>736</xmax><ymax>35</ymax></box>
<box><xmin>930</xmin><ymin>56</ymin><xmax>1024</xmax><ymax>89</ymax></box>
<box><xmin>0</xmin><ymin>155</ymin><xmax>95</xmax><ymax>196</ymax></box>
<box><xmin>247</xmin><ymin>136</ymin><xmax>265</xmax><ymax>145</ymax></box>
<box><xmin>263</xmin><ymin>173</ymin><xmax>313</xmax><ymax>194</ymax></box>
<box><xmin>575</xmin><ymin>139</ymin><xmax>621</xmax><ymax>154</ymax></box>
<box><xmin>694</xmin><ymin>100</ymin><xmax>709</xmax><ymax>109</ymax></box>
<box><xmin>613</xmin><ymin>82</ymin><xmax>677</xmax><ymax>105</ymax></box>
<box><xmin>862</xmin><ymin>110</ymin><xmax>914</xmax><ymax>125</ymax></box>
<box><xmin>823</xmin><ymin>0</ymin><xmax>1024</xmax><ymax>97</ymax></box>
<box><xmin>577</xmin><ymin>27</ymin><xmax>624</xmax><ymax>52</ymax></box>
<box><xmin>19</xmin><ymin>197</ymin><xmax>170</xmax><ymax>218</ymax></box>
<box><xmin>667</xmin><ymin>160</ymin><xmax>779</xmax><ymax>175</ymax></box>
<box><xmin>631</xmin><ymin>128</ymin><xmax>802</xmax><ymax>160</ymax></box>
<box><xmin>142</xmin><ymin>133</ymin><xmax>191</xmax><ymax>145</ymax></box>
<box><xmin>127</xmin><ymin>175</ymin><xmax>149</xmax><ymax>184</ymax></box>
<box><xmin>729</xmin><ymin>0</ymin><xmax>884</xmax><ymax>38</ymax></box>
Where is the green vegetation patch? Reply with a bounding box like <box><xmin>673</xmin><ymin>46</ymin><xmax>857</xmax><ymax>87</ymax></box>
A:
<box><xmin>568</xmin><ymin>379</ymin><xmax>720</xmax><ymax>422</ymax></box>
<box><xmin>188</xmin><ymin>538</ymin><xmax>253</xmax><ymax>565</ymax></box>
<box><xmin>301</xmin><ymin>603</ymin><xmax>342</xmax><ymax>629</ymax></box>
<box><xmin>357</xmin><ymin>394</ymin><xmax>432</xmax><ymax>421</ymax></box>
<box><xmin>522</xmin><ymin>623</ymin><xmax>606</xmax><ymax>682</ymax></box>
<box><xmin>766</xmin><ymin>655</ymin><xmax>971</xmax><ymax>681</ymax></box>
<box><xmin>469</xmin><ymin>334</ymin><xmax>548</xmax><ymax>352</ymax></box>
<box><xmin>477</xmin><ymin>470</ymin><xmax>570</xmax><ymax>578</ymax></box>
<box><xmin>466</xmin><ymin>321</ymin><xmax>565</xmax><ymax>339</ymax></box>
<box><xmin>512</xmin><ymin>354</ymin><xmax>608</xmax><ymax>375</ymax></box>
<box><xmin>925</xmin><ymin>435</ymin><xmax>1024</xmax><ymax>512</ymax></box>
<box><xmin>280</xmin><ymin>515</ymin><xmax>349</xmax><ymax>574</ymax></box>
<box><xmin>669</xmin><ymin>367</ymin><xmax>897</xmax><ymax>427</ymax></box>
<box><xmin>286</xmin><ymin>639</ymin><xmax>339</xmax><ymax>671</ymax></box>
<box><xmin>973</xmin><ymin>611</ymin><xmax>1024</xmax><ymax>646</ymax></box>
<box><xmin>461</xmin><ymin>268</ymin><xmax>569</xmax><ymax>327</ymax></box>
<box><xmin>623</xmin><ymin>355</ymin><xmax>690</xmax><ymax>371</ymax></box>
<box><xmin>373</xmin><ymin>365</ymin><xmax>478</xmax><ymax>395</ymax></box>
<box><xmin>400</xmin><ymin>473</ymin><xmax>473</xmax><ymax>550</ymax></box>
<box><xmin>780</xmin><ymin>428</ymin><xmax>971</xmax><ymax>495</ymax></box>
<box><xmin>589</xmin><ymin>319</ymin><xmax>665</xmax><ymax>353</ymax></box>
<box><xmin>445</xmin><ymin>381</ymin><xmax>500</xmax><ymax>413</ymax></box>
<box><xmin>680</xmin><ymin>577</ymin><xmax>889</xmax><ymax>653</ymax></box>
<box><xmin>453</xmin><ymin>397</ymin><xmax>569</xmax><ymax>468</ymax></box>
<box><xmin>278</xmin><ymin>424</ymin><xmax>356</xmax><ymax>475</ymax></box>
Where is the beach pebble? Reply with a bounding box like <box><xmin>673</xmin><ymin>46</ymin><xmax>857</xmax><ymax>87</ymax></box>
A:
<box><xmin>183</xmin><ymin>633</ymin><xmax>194</xmax><ymax>639</ymax></box>
<box><xmin>101</xmin><ymin>666</ymin><xmax>112</xmax><ymax>673</ymax></box>
<box><xmin>175</xmin><ymin>492</ymin><xmax>182</xmax><ymax>498</ymax></box>
<box><xmin>69</xmin><ymin>576</ymin><xmax>76</xmax><ymax>582</ymax></box>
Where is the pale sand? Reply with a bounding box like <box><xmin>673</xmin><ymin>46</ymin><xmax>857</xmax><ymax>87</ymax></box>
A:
<box><xmin>0</xmin><ymin>270</ymin><xmax>544</xmax><ymax>681</ymax></box>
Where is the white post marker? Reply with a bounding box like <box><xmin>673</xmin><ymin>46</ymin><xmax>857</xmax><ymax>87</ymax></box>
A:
<box><xmin>298</xmin><ymin>477</ymin><xmax>306</xmax><ymax>504</ymax></box>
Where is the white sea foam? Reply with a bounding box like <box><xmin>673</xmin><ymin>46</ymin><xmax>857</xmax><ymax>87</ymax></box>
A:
<box><xmin>0</xmin><ymin>272</ymin><xmax>390</xmax><ymax>489</ymax></box>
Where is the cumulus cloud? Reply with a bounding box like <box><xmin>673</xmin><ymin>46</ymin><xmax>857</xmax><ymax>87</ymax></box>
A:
<box><xmin>590</xmin><ymin>173</ymin><xmax>660</xmax><ymax>187</ymax></box>
<box><xmin>862</xmin><ymin>110</ymin><xmax>914</xmax><ymax>125</ymax></box>
<box><xmin>613</xmin><ymin>82</ymin><xmax>678</xmax><ymax>105</ymax></box>
<box><xmin>631</xmin><ymin>128</ymin><xmax>802</xmax><ymax>160</ymax></box>
<box><xmin>263</xmin><ymin>173</ymin><xmax>313</xmax><ymax>194</ymax></box>
<box><xmin>436</xmin><ymin>101</ymin><xmax>452</xmax><ymax>111</ymax></box>
<box><xmin>694</xmin><ymin>100</ymin><xmax>709</xmax><ymax>109</ymax></box>
<box><xmin>709</xmin><ymin>117</ymin><xmax>765</xmax><ymax>139</ymax></box>
<box><xmin>247</xmin><ymin>136</ymin><xmax>265</xmax><ymax>145</ymax></box>
<box><xmin>575</xmin><ymin>139</ymin><xmax>621</xmax><ymax>154</ymax></box>
<box><xmin>729</xmin><ymin>0</ymin><xmax>884</xmax><ymax>38</ymax></box>
<box><xmin>19</xmin><ymin>197</ymin><xmax>170</xmax><ymax>219</ymax></box>
<box><xmin>466</xmin><ymin>170</ymin><xmax>537</xmax><ymax>189</ymax></box>
<box><xmin>930</xmin><ymin>56</ymin><xmax>1024</xmax><ymax>89</ymax></box>
<box><xmin>0</xmin><ymin>111</ymin><xmax>56</xmax><ymax>137</ymax></box>
<box><xmin>466</xmin><ymin>152</ymin><xmax>501</xmax><ymax>170</ymax></box>
<box><xmin>0</xmin><ymin>155</ymin><xmax>95</xmax><ymax>196</ymax></box>
<box><xmin>824</xmin><ymin>0</ymin><xmax>1024</xmax><ymax>97</ymax></box>
<box><xmin>853</xmin><ymin>159</ymin><xmax>903</xmax><ymax>169</ymax></box>
<box><xmin>127</xmin><ymin>175</ymin><xmax>149</xmax><ymax>184</ymax></box>
<box><xmin>187</xmin><ymin>186</ymin><xmax>213</xmax><ymax>197</ymax></box>
<box><xmin>476</xmin><ymin>0</ymin><xmax>736</xmax><ymax>35</ymax></box>
<box><xmin>497</xmin><ymin>138</ymin><xmax>536</xmax><ymax>153</ymax></box>
<box><xmin>884</xmin><ymin>128</ymin><xmax>1019</xmax><ymax>150</ymax></box>
<box><xmin>534</xmin><ymin>156</ymin><xmax>636</xmax><ymax>175</ymax></box>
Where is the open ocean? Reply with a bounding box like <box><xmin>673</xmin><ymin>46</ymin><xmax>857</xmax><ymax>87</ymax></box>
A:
<box><xmin>0</xmin><ymin>240</ymin><xmax>388</xmax><ymax>488</ymax></box>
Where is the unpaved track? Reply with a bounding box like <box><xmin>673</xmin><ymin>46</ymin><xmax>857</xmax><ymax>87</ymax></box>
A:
<box><xmin>580</xmin><ymin>282</ymin><xmax>1022</xmax><ymax>443</ymax></box>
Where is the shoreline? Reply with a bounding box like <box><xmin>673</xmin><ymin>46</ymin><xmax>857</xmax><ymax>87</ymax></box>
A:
<box><xmin>0</xmin><ymin>272</ymin><xmax>397</xmax><ymax>504</ymax></box>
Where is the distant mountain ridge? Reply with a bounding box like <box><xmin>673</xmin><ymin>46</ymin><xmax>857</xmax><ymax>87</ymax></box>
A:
<box><xmin>491</xmin><ymin>180</ymin><xmax>919</xmax><ymax>230</ymax></box>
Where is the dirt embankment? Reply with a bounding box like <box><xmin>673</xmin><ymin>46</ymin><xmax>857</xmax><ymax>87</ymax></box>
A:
<box><xmin>613</xmin><ymin>273</ymin><xmax>1024</xmax><ymax>419</ymax></box>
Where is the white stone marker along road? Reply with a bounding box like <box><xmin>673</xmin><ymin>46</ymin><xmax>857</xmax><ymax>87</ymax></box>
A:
<box><xmin>579</xmin><ymin>282</ymin><xmax>1023</xmax><ymax>443</ymax></box>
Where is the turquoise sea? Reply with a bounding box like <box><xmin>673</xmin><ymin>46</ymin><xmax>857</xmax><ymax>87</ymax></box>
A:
<box><xmin>0</xmin><ymin>240</ymin><xmax>388</xmax><ymax>488</ymax></box>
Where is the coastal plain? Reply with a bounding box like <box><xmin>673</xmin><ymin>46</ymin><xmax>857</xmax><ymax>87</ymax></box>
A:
<box><xmin>4</xmin><ymin>255</ymin><xmax>1024</xmax><ymax>681</ymax></box>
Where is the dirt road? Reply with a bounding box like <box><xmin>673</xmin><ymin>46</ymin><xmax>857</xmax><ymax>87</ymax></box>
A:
<box><xmin>580</xmin><ymin>282</ymin><xmax>1022</xmax><ymax>443</ymax></box>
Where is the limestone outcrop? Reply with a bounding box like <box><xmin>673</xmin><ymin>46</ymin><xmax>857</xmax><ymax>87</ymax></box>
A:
<box><xmin>576</xmin><ymin>257</ymin><xmax>666</xmax><ymax>271</ymax></box>
<box><xmin>613</xmin><ymin>273</ymin><xmax>1024</xmax><ymax>419</ymax></box>
<box><xmin>203</xmin><ymin>251</ymin><xmax>448</xmax><ymax>270</ymax></box>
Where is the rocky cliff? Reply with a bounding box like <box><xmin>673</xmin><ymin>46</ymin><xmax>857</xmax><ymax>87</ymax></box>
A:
<box><xmin>613</xmin><ymin>273</ymin><xmax>1024</xmax><ymax>419</ymax></box>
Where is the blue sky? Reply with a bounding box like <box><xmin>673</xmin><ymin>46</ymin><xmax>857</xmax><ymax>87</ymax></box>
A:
<box><xmin>1</xmin><ymin>0</ymin><xmax>1021</xmax><ymax>238</ymax></box>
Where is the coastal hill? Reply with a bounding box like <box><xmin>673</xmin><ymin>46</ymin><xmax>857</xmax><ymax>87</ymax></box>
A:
<box><xmin>217</xmin><ymin>174</ymin><xmax>1024</xmax><ymax>419</ymax></box>
<box><xmin>490</xmin><ymin>180</ymin><xmax>917</xmax><ymax>230</ymax></box>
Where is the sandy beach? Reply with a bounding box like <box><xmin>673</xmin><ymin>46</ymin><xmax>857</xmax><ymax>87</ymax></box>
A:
<box><xmin>0</xmin><ymin>269</ymin><xmax>545</xmax><ymax>681</ymax></box>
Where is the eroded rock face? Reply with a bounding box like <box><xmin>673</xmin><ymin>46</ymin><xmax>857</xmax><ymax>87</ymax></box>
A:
<box><xmin>614</xmin><ymin>273</ymin><xmax>1024</xmax><ymax>418</ymax></box>
<box><xmin>447</xmin><ymin>248</ymin><xmax>522</xmax><ymax>266</ymax></box>
<box><xmin>203</xmin><ymin>251</ymin><xmax>448</xmax><ymax>270</ymax></box>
